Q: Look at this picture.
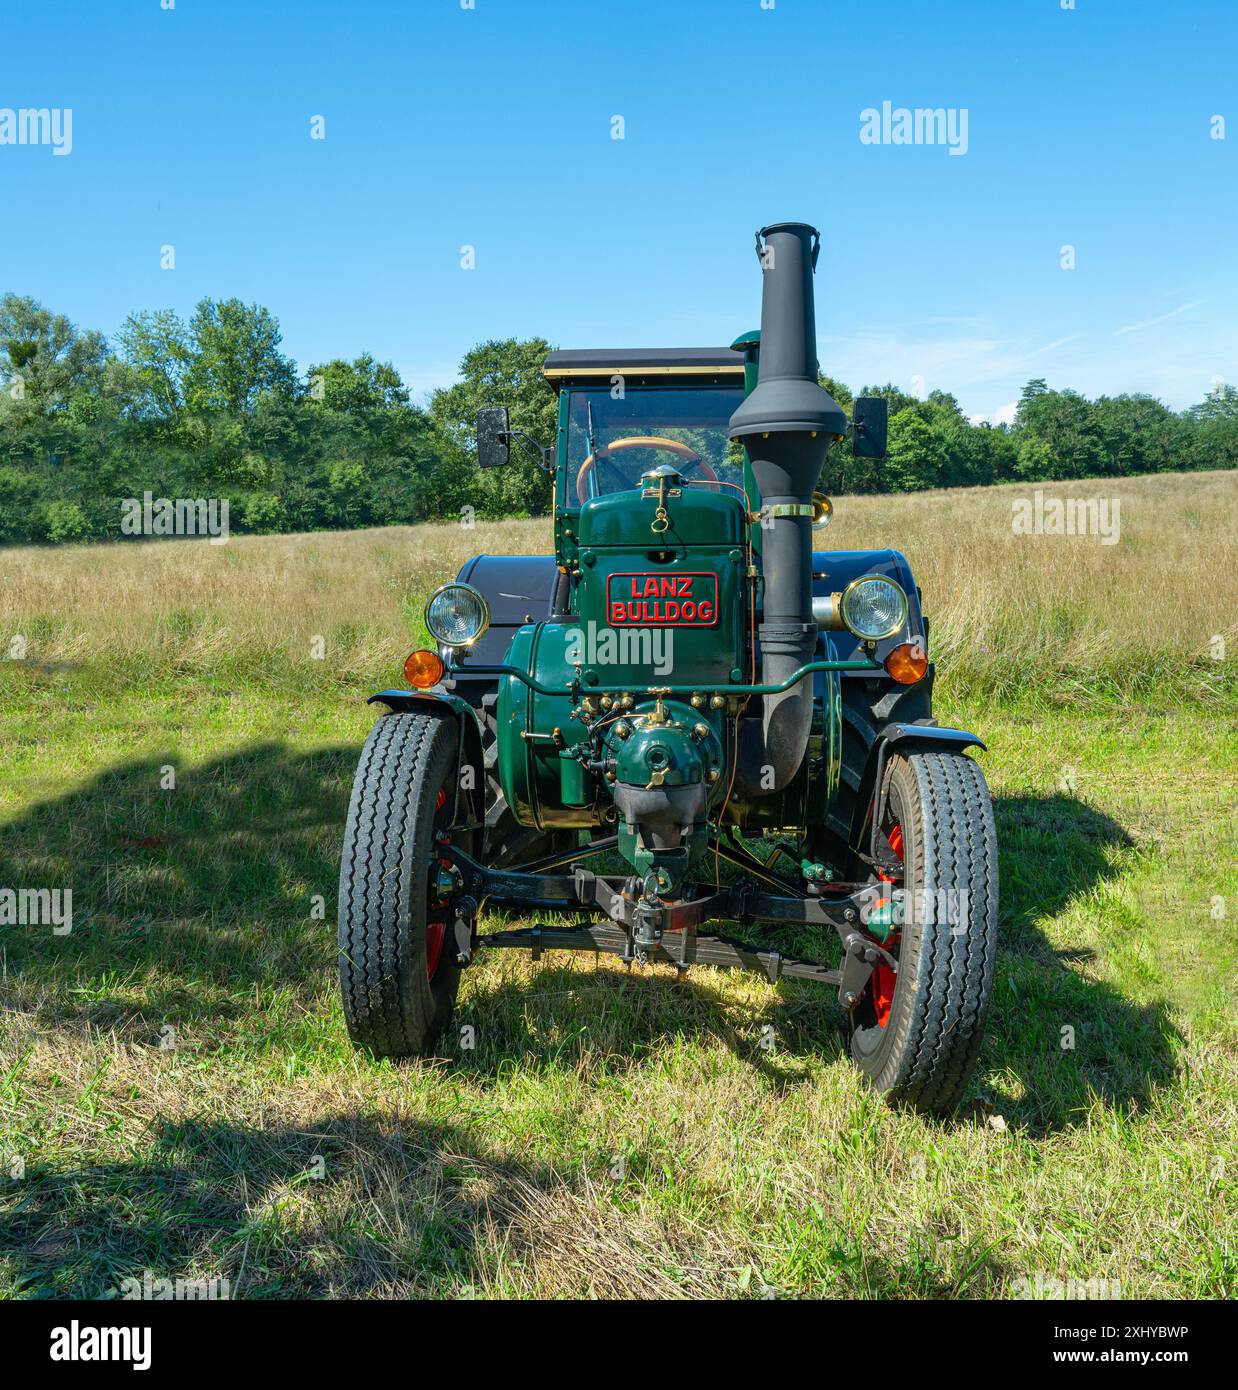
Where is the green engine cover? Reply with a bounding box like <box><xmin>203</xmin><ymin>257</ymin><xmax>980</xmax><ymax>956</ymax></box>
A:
<box><xmin>572</xmin><ymin>481</ymin><xmax>749</xmax><ymax>693</ymax></box>
<box><xmin>495</xmin><ymin>480</ymin><xmax>749</xmax><ymax>835</ymax></box>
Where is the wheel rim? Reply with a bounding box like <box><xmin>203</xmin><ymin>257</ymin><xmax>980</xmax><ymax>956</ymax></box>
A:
<box><xmin>426</xmin><ymin>786</ymin><xmax>452</xmax><ymax>980</ymax></box>
<box><xmin>869</xmin><ymin>821</ymin><xmax>903</xmax><ymax>1028</ymax></box>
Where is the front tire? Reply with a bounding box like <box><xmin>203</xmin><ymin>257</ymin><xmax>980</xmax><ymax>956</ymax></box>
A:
<box><xmin>338</xmin><ymin>711</ymin><xmax>466</xmax><ymax>1058</ymax></box>
<box><xmin>850</xmin><ymin>748</ymin><xmax>999</xmax><ymax>1115</ymax></box>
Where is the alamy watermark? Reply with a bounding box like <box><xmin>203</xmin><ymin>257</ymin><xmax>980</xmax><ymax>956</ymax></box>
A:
<box><xmin>1012</xmin><ymin>491</ymin><xmax>1121</xmax><ymax>545</ymax></box>
<box><xmin>0</xmin><ymin>887</ymin><xmax>72</xmax><ymax>934</ymax></box>
<box><xmin>119</xmin><ymin>1269</ymin><xmax>231</xmax><ymax>1300</ymax></box>
<box><xmin>859</xmin><ymin>885</ymin><xmax>970</xmax><ymax>934</ymax></box>
<box><xmin>0</xmin><ymin>106</ymin><xmax>73</xmax><ymax>156</ymax></box>
<box><xmin>860</xmin><ymin>101</ymin><xmax>969</xmax><ymax>156</ymax></box>
<box><xmin>50</xmin><ymin>1324</ymin><xmax>150</xmax><ymax>1371</ymax></box>
<box><xmin>564</xmin><ymin>620</ymin><xmax>674</xmax><ymax>677</ymax></box>
<box><xmin>120</xmin><ymin>492</ymin><xmax>230</xmax><ymax>544</ymax></box>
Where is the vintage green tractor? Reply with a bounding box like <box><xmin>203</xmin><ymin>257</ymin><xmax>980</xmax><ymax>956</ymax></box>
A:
<box><xmin>337</xmin><ymin>222</ymin><xmax>998</xmax><ymax>1115</ymax></box>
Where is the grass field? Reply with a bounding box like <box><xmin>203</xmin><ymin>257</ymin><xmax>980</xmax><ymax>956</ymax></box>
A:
<box><xmin>0</xmin><ymin>471</ymin><xmax>1234</xmax><ymax>1299</ymax></box>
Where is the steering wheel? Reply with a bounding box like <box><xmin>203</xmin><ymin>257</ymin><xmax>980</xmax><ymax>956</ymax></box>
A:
<box><xmin>575</xmin><ymin>435</ymin><xmax>720</xmax><ymax>506</ymax></box>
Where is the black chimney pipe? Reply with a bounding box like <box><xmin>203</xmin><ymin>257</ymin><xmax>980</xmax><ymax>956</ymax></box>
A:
<box><xmin>729</xmin><ymin>223</ymin><xmax>846</xmax><ymax>795</ymax></box>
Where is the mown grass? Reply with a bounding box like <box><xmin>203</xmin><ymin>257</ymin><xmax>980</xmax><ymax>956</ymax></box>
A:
<box><xmin>0</xmin><ymin>472</ymin><xmax>1235</xmax><ymax>1299</ymax></box>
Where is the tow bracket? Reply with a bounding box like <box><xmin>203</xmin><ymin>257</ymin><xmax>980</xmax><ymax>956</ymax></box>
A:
<box><xmin>437</xmin><ymin>842</ymin><xmax>895</xmax><ymax>1002</ymax></box>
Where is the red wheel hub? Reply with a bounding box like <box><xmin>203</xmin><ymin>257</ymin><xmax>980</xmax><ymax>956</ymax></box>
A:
<box><xmin>425</xmin><ymin>912</ymin><xmax>447</xmax><ymax>980</ymax></box>
<box><xmin>870</xmin><ymin>822</ymin><xmax>903</xmax><ymax>1027</ymax></box>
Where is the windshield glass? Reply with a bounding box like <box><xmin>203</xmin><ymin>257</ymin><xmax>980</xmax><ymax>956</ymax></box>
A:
<box><xmin>566</xmin><ymin>386</ymin><xmax>747</xmax><ymax>504</ymax></box>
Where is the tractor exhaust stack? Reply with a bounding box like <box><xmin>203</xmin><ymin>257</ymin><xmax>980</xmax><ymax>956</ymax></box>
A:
<box><xmin>729</xmin><ymin>222</ymin><xmax>846</xmax><ymax>794</ymax></box>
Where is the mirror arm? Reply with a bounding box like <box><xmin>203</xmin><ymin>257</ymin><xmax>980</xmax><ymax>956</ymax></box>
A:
<box><xmin>503</xmin><ymin>430</ymin><xmax>555</xmax><ymax>474</ymax></box>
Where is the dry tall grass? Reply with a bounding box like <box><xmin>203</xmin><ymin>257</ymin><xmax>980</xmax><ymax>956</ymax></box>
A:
<box><xmin>1</xmin><ymin>470</ymin><xmax>1233</xmax><ymax>701</ymax></box>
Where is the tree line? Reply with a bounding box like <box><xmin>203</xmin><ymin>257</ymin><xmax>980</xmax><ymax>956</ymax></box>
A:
<box><xmin>0</xmin><ymin>293</ymin><xmax>1233</xmax><ymax>545</ymax></box>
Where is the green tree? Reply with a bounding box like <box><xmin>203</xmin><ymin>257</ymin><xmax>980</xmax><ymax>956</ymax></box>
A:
<box><xmin>117</xmin><ymin>309</ymin><xmax>191</xmax><ymax>419</ymax></box>
<box><xmin>962</xmin><ymin>421</ymin><xmax>1017</xmax><ymax>487</ymax></box>
<box><xmin>325</xmin><ymin>458</ymin><xmax>367</xmax><ymax>528</ymax></box>
<box><xmin>240</xmin><ymin>491</ymin><xmax>286</xmax><ymax>533</ymax></box>
<box><xmin>1185</xmin><ymin>381</ymin><xmax>1238</xmax><ymax>423</ymax></box>
<box><xmin>1091</xmin><ymin>394</ymin><xmax>1190</xmax><ymax>476</ymax></box>
<box><xmin>182</xmin><ymin>298</ymin><xmax>297</xmax><ymax>415</ymax></box>
<box><xmin>41</xmin><ymin>498</ymin><xmax>92</xmax><ymax>542</ymax></box>
<box><xmin>884</xmin><ymin>410</ymin><xmax>945</xmax><ymax>491</ymax></box>
<box><xmin>1185</xmin><ymin>384</ymin><xmax>1238</xmax><ymax>472</ymax></box>
<box><xmin>303</xmin><ymin>355</ymin><xmax>468</xmax><ymax>524</ymax></box>
<box><xmin>0</xmin><ymin>466</ymin><xmax>38</xmax><ymax>542</ymax></box>
<box><xmin>0</xmin><ymin>295</ymin><xmax>108</xmax><ymax>414</ymax></box>
<box><xmin>1013</xmin><ymin>381</ymin><xmax>1105</xmax><ymax>480</ymax></box>
<box><xmin>307</xmin><ymin>354</ymin><xmax>409</xmax><ymax>418</ymax></box>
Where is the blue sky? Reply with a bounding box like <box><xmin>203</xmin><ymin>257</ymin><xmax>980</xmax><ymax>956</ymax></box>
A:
<box><xmin>1</xmin><ymin>0</ymin><xmax>1235</xmax><ymax>421</ymax></box>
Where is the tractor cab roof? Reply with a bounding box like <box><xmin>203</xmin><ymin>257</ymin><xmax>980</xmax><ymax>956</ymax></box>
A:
<box><xmin>542</xmin><ymin>346</ymin><xmax>745</xmax><ymax>391</ymax></box>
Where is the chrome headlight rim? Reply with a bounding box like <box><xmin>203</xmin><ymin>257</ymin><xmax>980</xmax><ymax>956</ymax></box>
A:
<box><xmin>839</xmin><ymin>574</ymin><xmax>908</xmax><ymax>642</ymax></box>
<box><xmin>424</xmin><ymin>582</ymin><xmax>491</xmax><ymax>649</ymax></box>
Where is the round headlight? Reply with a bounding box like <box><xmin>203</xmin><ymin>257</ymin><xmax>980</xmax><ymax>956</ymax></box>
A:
<box><xmin>424</xmin><ymin>583</ymin><xmax>490</xmax><ymax>648</ymax></box>
<box><xmin>840</xmin><ymin>575</ymin><xmax>908</xmax><ymax>641</ymax></box>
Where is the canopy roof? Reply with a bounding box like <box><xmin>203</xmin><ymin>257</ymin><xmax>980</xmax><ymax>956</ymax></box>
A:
<box><xmin>542</xmin><ymin>347</ymin><xmax>745</xmax><ymax>388</ymax></box>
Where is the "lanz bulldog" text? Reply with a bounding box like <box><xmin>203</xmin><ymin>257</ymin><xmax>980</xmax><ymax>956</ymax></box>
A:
<box><xmin>606</xmin><ymin>572</ymin><xmax>718</xmax><ymax>626</ymax></box>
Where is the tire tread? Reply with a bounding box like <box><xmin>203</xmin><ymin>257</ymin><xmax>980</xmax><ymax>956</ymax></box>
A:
<box><xmin>338</xmin><ymin>711</ymin><xmax>456</xmax><ymax>1057</ymax></box>
<box><xmin>854</xmin><ymin>749</ymin><xmax>998</xmax><ymax>1114</ymax></box>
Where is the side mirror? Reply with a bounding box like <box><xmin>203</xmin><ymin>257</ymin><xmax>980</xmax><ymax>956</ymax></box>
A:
<box><xmin>852</xmin><ymin>396</ymin><xmax>888</xmax><ymax>459</ymax></box>
<box><xmin>476</xmin><ymin>407</ymin><xmax>510</xmax><ymax>469</ymax></box>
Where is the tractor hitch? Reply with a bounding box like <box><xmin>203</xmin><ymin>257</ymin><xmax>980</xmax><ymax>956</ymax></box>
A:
<box><xmin>438</xmin><ymin>842</ymin><xmax>895</xmax><ymax>1004</ymax></box>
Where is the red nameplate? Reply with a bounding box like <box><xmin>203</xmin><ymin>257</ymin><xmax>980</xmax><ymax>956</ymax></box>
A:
<box><xmin>606</xmin><ymin>572</ymin><xmax>719</xmax><ymax>626</ymax></box>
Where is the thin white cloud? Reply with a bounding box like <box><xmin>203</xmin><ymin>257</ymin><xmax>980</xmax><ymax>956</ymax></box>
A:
<box><xmin>1022</xmin><ymin>333</ymin><xmax>1083</xmax><ymax>360</ymax></box>
<box><xmin>819</xmin><ymin>325</ymin><xmax>1085</xmax><ymax>396</ymax></box>
<box><xmin>1114</xmin><ymin>301</ymin><xmax>1203</xmax><ymax>336</ymax></box>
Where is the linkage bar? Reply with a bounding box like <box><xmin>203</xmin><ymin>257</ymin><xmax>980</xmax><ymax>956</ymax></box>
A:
<box><xmin>477</xmin><ymin>920</ymin><xmax>844</xmax><ymax>985</ymax></box>
<box><xmin>445</xmin><ymin>656</ymin><xmax>880</xmax><ymax>699</ymax></box>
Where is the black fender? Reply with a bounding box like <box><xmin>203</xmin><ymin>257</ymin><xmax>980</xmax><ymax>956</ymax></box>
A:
<box><xmin>366</xmin><ymin>689</ymin><xmax>487</xmax><ymax>827</ymax></box>
<box><xmin>848</xmin><ymin>719</ymin><xmax>987</xmax><ymax>852</ymax></box>
<box><xmin>811</xmin><ymin>547</ymin><xmax>925</xmax><ymax>668</ymax></box>
<box><xmin>447</xmin><ymin>553</ymin><xmax>564</xmax><ymax>672</ymax></box>
<box><xmin>878</xmin><ymin>721</ymin><xmax>985</xmax><ymax>754</ymax></box>
<box><xmin>815</xmin><ymin>544</ymin><xmax>936</xmax><ymax>830</ymax></box>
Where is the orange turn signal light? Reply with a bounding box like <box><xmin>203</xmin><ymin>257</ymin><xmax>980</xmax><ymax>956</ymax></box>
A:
<box><xmin>404</xmin><ymin>648</ymin><xmax>445</xmax><ymax>689</ymax></box>
<box><xmin>885</xmin><ymin>642</ymin><xmax>929</xmax><ymax>685</ymax></box>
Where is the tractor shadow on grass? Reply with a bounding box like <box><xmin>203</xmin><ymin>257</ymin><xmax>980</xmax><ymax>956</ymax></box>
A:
<box><xmin>0</xmin><ymin>1112</ymin><xmax>565</xmax><ymax>1298</ymax></box>
<box><xmin>0</xmin><ymin>742</ymin><xmax>355</xmax><ymax>1041</ymax></box>
<box><xmin>0</xmin><ymin>1108</ymin><xmax>992</xmax><ymax>1299</ymax></box>
<box><xmin>450</xmin><ymin>956</ymin><xmax>846</xmax><ymax>1088</ymax></box>
<box><xmin>0</xmin><ymin>740</ymin><xmax>827</xmax><ymax>1083</ymax></box>
<box><xmin>983</xmin><ymin>792</ymin><xmax>1182</xmax><ymax>1136</ymax></box>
